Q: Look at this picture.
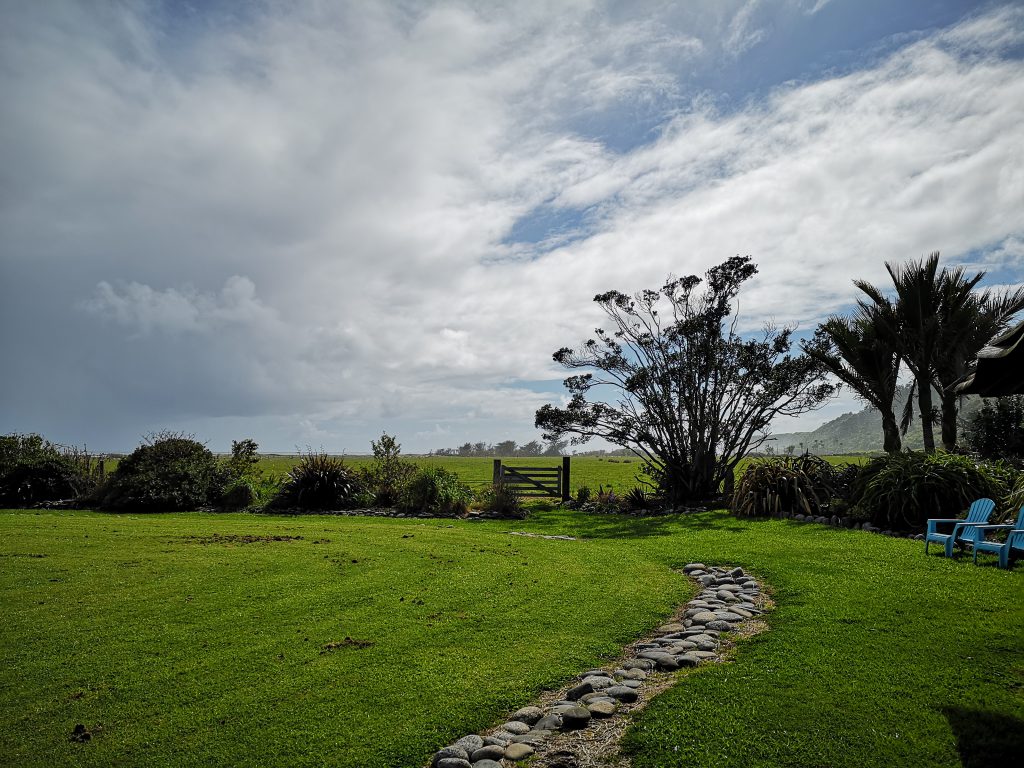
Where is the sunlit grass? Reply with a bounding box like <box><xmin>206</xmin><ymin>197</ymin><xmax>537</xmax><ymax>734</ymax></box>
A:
<box><xmin>3</xmin><ymin>502</ymin><xmax>1017</xmax><ymax>767</ymax></box>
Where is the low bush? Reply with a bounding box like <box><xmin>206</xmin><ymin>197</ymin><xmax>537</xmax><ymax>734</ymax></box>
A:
<box><xmin>731</xmin><ymin>454</ymin><xmax>836</xmax><ymax>518</ymax></box>
<box><xmin>214</xmin><ymin>439</ymin><xmax>269</xmax><ymax>510</ymax></box>
<box><xmin>0</xmin><ymin>433</ymin><xmax>97</xmax><ymax>506</ymax></box>
<box><xmin>272</xmin><ymin>452</ymin><xmax>361</xmax><ymax>511</ymax></box>
<box><xmin>362</xmin><ymin>433</ymin><xmax>417</xmax><ymax>506</ymax></box>
<box><xmin>623</xmin><ymin>486</ymin><xmax>655</xmax><ymax>511</ymax></box>
<box><xmin>100</xmin><ymin>432</ymin><xmax>219</xmax><ymax>512</ymax></box>
<box><xmin>400</xmin><ymin>466</ymin><xmax>471</xmax><ymax>517</ymax></box>
<box><xmin>476</xmin><ymin>481</ymin><xmax>525</xmax><ymax>518</ymax></box>
<box><xmin>850</xmin><ymin>451</ymin><xmax>1004</xmax><ymax>531</ymax></box>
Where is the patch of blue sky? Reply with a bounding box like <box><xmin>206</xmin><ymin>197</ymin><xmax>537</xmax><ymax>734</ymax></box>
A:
<box><xmin>677</xmin><ymin>0</ymin><xmax>995</xmax><ymax>114</ymax></box>
<box><xmin>954</xmin><ymin>240</ymin><xmax>1024</xmax><ymax>285</ymax></box>
<box><xmin>503</xmin><ymin>203</ymin><xmax>597</xmax><ymax>250</ymax></box>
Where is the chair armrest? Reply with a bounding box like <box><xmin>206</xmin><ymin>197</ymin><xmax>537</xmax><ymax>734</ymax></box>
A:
<box><xmin>974</xmin><ymin>524</ymin><xmax>1013</xmax><ymax>531</ymax></box>
<box><xmin>926</xmin><ymin>518</ymin><xmax>960</xmax><ymax>534</ymax></box>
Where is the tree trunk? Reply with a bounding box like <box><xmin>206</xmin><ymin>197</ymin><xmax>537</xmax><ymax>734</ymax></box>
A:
<box><xmin>881</xmin><ymin>410</ymin><xmax>902</xmax><ymax>453</ymax></box>
<box><xmin>940</xmin><ymin>391</ymin><xmax>958</xmax><ymax>452</ymax></box>
<box><xmin>917</xmin><ymin>373</ymin><xmax>936</xmax><ymax>453</ymax></box>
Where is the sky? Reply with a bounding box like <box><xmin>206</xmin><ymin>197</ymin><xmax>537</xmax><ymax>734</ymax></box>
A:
<box><xmin>1</xmin><ymin>0</ymin><xmax>1022</xmax><ymax>454</ymax></box>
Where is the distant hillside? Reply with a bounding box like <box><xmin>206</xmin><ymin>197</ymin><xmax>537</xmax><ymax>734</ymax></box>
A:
<box><xmin>767</xmin><ymin>386</ymin><xmax>985</xmax><ymax>454</ymax></box>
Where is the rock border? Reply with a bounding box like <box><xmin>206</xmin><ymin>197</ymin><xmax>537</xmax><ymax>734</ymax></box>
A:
<box><xmin>783</xmin><ymin>511</ymin><xmax>925</xmax><ymax>540</ymax></box>
<box><xmin>428</xmin><ymin>564</ymin><xmax>771</xmax><ymax>768</ymax></box>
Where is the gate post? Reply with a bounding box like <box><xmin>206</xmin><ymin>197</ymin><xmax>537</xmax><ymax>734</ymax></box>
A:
<box><xmin>561</xmin><ymin>456</ymin><xmax>571</xmax><ymax>502</ymax></box>
<box><xmin>492</xmin><ymin>459</ymin><xmax>502</xmax><ymax>486</ymax></box>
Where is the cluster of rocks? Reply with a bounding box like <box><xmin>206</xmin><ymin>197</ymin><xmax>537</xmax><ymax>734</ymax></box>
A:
<box><xmin>785</xmin><ymin>512</ymin><xmax>924</xmax><ymax>540</ymax></box>
<box><xmin>428</xmin><ymin>563</ymin><xmax>767</xmax><ymax>768</ymax></box>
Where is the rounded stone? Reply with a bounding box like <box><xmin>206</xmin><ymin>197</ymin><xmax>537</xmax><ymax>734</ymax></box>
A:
<box><xmin>502</xmin><ymin>721</ymin><xmax>530</xmax><ymax>735</ymax></box>
<box><xmin>432</xmin><ymin>747</ymin><xmax>469</xmax><ymax>767</ymax></box>
<box><xmin>560</xmin><ymin>705</ymin><xmax>592</xmax><ymax>729</ymax></box>
<box><xmin>535</xmin><ymin>714</ymin><xmax>563</xmax><ymax>731</ymax></box>
<box><xmin>588</xmin><ymin>700</ymin><xmax>618</xmax><ymax>717</ymax></box>
<box><xmin>437</xmin><ymin>760</ymin><xmax>472</xmax><ymax>768</ymax></box>
<box><xmin>675</xmin><ymin>653</ymin><xmax>701</xmax><ymax>667</ymax></box>
<box><xmin>510</xmin><ymin>706</ymin><xmax>543</xmax><ymax>725</ymax></box>
<box><xmin>622</xmin><ymin>658</ymin><xmax>655</xmax><ymax>671</ymax></box>
<box><xmin>706</xmin><ymin>620</ymin><xmax>733</xmax><ymax>631</ymax></box>
<box><xmin>471</xmin><ymin>745</ymin><xmax>506</xmax><ymax>762</ymax></box>
<box><xmin>473</xmin><ymin>762</ymin><xmax>504</xmax><ymax>768</ymax></box>
<box><xmin>566</xmin><ymin>681</ymin><xmax>594</xmax><ymax>700</ymax></box>
<box><xmin>484</xmin><ymin>734</ymin><xmax>511</xmax><ymax>747</ymax></box>
<box><xmin>582</xmin><ymin>675</ymin><xmax>615</xmax><ymax>689</ymax></box>
<box><xmin>504</xmin><ymin>743</ymin><xmax>535</xmax><ymax>761</ymax></box>
<box><xmin>453</xmin><ymin>735</ymin><xmax>483</xmax><ymax>755</ymax></box>
<box><xmin>606</xmin><ymin>685</ymin><xmax>640</xmax><ymax>702</ymax></box>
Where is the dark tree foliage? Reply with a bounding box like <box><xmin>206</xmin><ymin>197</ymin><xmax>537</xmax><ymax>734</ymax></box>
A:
<box><xmin>535</xmin><ymin>256</ymin><xmax>835</xmax><ymax>506</ymax></box>
<box><xmin>961</xmin><ymin>395</ymin><xmax>1024</xmax><ymax>464</ymax></box>
<box><xmin>101</xmin><ymin>432</ymin><xmax>219</xmax><ymax>512</ymax></box>
<box><xmin>0</xmin><ymin>433</ymin><xmax>89</xmax><ymax>506</ymax></box>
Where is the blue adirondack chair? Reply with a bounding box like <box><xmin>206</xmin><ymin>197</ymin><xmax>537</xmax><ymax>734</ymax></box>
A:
<box><xmin>971</xmin><ymin>506</ymin><xmax>1024</xmax><ymax>568</ymax></box>
<box><xmin>924</xmin><ymin>498</ymin><xmax>996</xmax><ymax>557</ymax></box>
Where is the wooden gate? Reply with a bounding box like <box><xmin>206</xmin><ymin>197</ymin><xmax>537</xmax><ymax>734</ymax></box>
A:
<box><xmin>492</xmin><ymin>457</ymin><xmax>570</xmax><ymax>501</ymax></box>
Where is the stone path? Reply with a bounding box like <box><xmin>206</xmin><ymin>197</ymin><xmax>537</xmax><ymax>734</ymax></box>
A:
<box><xmin>428</xmin><ymin>564</ymin><xmax>771</xmax><ymax>768</ymax></box>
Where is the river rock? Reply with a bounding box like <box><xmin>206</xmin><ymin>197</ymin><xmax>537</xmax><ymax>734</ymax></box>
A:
<box><xmin>504</xmin><ymin>743</ymin><xmax>535</xmax><ymax>761</ymax></box>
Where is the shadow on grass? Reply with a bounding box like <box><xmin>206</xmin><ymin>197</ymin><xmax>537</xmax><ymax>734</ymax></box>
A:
<box><xmin>525</xmin><ymin>504</ymin><xmax>748</xmax><ymax>539</ymax></box>
<box><xmin>942</xmin><ymin>706</ymin><xmax>1024</xmax><ymax>768</ymax></box>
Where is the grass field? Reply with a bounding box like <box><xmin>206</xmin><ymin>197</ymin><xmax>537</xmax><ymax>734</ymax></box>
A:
<box><xmin>1</xmin><ymin>504</ymin><xmax>1020</xmax><ymax>767</ymax></box>
<box><xmin>259</xmin><ymin>454</ymin><xmax>651</xmax><ymax>494</ymax></box>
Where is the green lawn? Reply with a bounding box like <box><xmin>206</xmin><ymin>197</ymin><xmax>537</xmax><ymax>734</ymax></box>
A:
<box><xmin>1</xmin><ymin>506</ymin><xmax>1020</xmax><ymax>767</ymax></box>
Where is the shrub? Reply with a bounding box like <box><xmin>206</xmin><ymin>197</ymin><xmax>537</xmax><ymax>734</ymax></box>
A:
<box><xmin>400</xmin><ymin>467</ymin><xmax>471</xmax><ymax>517</ymax></box>
<box><xmin>623</xmin><ymin>486</ymin><xmax>654</xmax><ymax>511</ymax></box>
<box><xmin>273</xmin><ymin>451</ymin><xmax>360</xmax><ymax>511</ymax></box>
<box><xmin>215</xmin><ymin>438</ymin><xmax>267</xmax><ymax>510</ymax></box>
<box><xmin>850</xmin><ymin>452</ymin><xmax>1004</xmax><ymax>531</ymax></box>
<box><xmin>477</xmin><ymin>481</ymin><xmax>525</xmax><ymax>518</ymax></box>
<box><xmin>961</xmin><ymin>395</ymin><xmax>1024</xmax><ymax>464</ymax></box>
<box><xmin>101</xmin><ymin>432</ymin><xmax>219</xmax><ymax>512</ymax></box>
<box><xmin>732</xmin><ymin>454</ymin><xmax>836</xmax><ymax>518</ymax></box>
<box><xmin>0</xmin><ymin>433</ymin><xmax>95</xmax><ymax>506</ymax></box>
<box><xmin>1007</xmin><ymin>472</ymin><xmax>1024</xmax><ymax>517</ymax></box>
<box><xmin>576</xmin><ymin>485</ymin><xmax>624</xmax><ymax>514</ymax></box>
<box><xmin>362</xmin><ymin>433</ymin><xmax>417</xmax><ymax>506</ymax></box>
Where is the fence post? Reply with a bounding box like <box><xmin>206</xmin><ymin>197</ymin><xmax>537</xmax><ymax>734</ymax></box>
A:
<box><xmin>561</xmin><ymin>456</ymin><xmax>571</xmax><ymax>502</ymax></box>
<box><xmin>492</xmin><ymin>459</ymin><xmax>502</xmax><ymax>486</ymax></box>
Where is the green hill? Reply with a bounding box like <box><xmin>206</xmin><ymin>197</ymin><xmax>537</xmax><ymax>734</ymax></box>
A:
<box><xmin>768</xmin><ymin>385</ymin><xmax>984</xmax><ymax>454</ymax></box>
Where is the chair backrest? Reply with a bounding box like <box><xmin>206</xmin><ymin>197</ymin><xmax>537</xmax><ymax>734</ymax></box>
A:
<box><xmin>965</xmin><ymin>498</ymin><xmax>996</xmax><ymax>523</ymax></box>
<box><xmin>960</xmin><ymin>498</ymin><xmax>996</xmax><ymax>542</ymax></box>
<box><xmin>1010</xmin><ymin>506</ymin><xmax>1024</xmax><ymax>531</ymax></box>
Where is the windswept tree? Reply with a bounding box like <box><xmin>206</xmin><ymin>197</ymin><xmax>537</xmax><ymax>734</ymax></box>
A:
<box><xmin>535</xmin><ymin>256</ymin><xmax>835</xmax><ymax>506</ymax></box>
<box><xmin>805</xmin><ymin>304</ymin><xmax>903</xmax><ymax>453</ymax></box>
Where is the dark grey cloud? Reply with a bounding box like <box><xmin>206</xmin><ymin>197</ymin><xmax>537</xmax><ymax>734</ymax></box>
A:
<box><xmin>1</xmin><ymin>1</ymin><xmax>1021</xmax><ymax>452</ymax></box>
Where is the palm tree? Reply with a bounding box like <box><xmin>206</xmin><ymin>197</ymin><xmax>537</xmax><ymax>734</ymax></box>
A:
<box><xmin>856</xmin><ymin>254</ymin><xmax>944</xmax><ymax>452</ymax></box>
<box><xmin>805</xmin><ymin>304</ymin><xmax>903</xmax><ymax>453</ymax></box>
<box><xmin>858</xmin><ymin>252</ymin><xmax>1024</xmax><ymax>453</ymax></box>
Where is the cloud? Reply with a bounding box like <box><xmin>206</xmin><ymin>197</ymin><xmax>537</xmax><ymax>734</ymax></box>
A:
<box><xmin>1</xmin><ymin>2</ymin><xmax>1022</xmax><ymax>451</ymax></box>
